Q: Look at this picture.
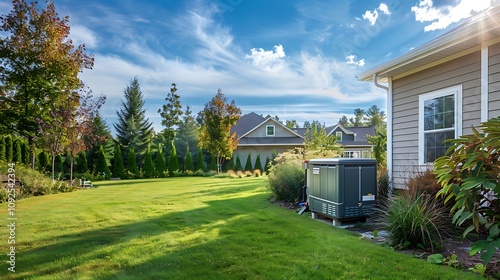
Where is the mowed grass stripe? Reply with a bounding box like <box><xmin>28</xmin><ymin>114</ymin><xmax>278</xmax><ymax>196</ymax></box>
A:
<box><xmin>0</xmin><ymin>177</ymin><xmax>480</xmax><ymax>279</ymax></box>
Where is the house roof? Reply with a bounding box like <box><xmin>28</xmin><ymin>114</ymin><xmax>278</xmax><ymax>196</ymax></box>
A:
<box><xmin>338</xmin><ymin>126</ymin><xmax>375</xmax><ymax>146</ymax></box>
<box><xmin>231</xmin><ymin>112</ymin><xmax>265</xmax><ymax>136</ymax></box>
<box><xmin>357</xmin><ymin>5</ymin><xmax>500</xmax><ymax>83</ymax></box>
<box><xmin>237</xmin><ymin>137</ymin><xmax>304</xmax><ymax>146</ymax></box>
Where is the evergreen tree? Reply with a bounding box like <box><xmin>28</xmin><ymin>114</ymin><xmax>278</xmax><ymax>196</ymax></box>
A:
<box><xmin>13</xmin><ymin>138</ymin><xmax>22</xmax><ymax>163</ymax></box>
<box><xmin>143</xmin><ymin>144</ymin><xmax>154</xmax><ymax>178</ymax></box>
<box><xmin>54</xmin><ymin>154</ymin><xmax>63</xmax><ymax>174</ymax></box>
<box><xmin>264</xmin><ymin>157</ymin><xmax>271</xmax><ymax>174</ymax></box>
<box><xmin>114</xmin><ymin>77</ymin><xmax>153</xmax><ymax>155</ymax></box>
<box><xmin>196</xmin><ymin>147</ymin><xmax>206</xmax><ymax>171</ymax></box>
<box><xmin>184</xmin><ymin>150</ymin><xmax>194</xmax><ymax>171</ymax></box>
<box><xmin>254</xmin><ymin>155</ymin><xmax>263</xmax><ymax>172</ymax></box>
<box><xmin>209</xmin><ymin>155</ymin><xmax>217</xmax><ymax>171</ymax></box>
<box><xmin>244</xmin><ymin>154</ymin><xmax>253</xmax><ymax>172</ymax></box>
<box><xmin>175</xmin><ymin>105</ymin><xmax>199</xmax><ymax>161</ymax></box>
<box><xmin>96</xmin><ymin>145</ymin><xmax>110</xmax><ymax>178</ymax></box>
<box><xmin>127</xmin><ymin>148</ymin><xmax>138</xmax><ymax>177</ymax></box>
<box><xmin>0</xmin><ymin>136</ymin><xmax>5</xmax><ymax>161</ymax></box>
<box><xmin>155</xmin><ymin>145</ymin><xmax>166</xmax><ymax>178</ymax></box>
<box><xmin>63</xmin><ymin>150</ymin><xmax>72</xmax><ymax>173</ymax></box>
<box><xmin>5</xmin><ymin>135</ymin><xmax>13</xmax><ymax>162</ymax></box>
<box><xmin>76</xmin><ymin>151</ymin><xmax>88</xmax><ymax>174</ymax></box>
<box><xmin>226</xmin><ymin>157</ymin><xmax>235</xmax><ymax>171</ymax></box>
<box><xmin>234</xmin><ymin>155</ymin><xmax>243</xmax><ymax>171</ymax></box>
<box><xmin>112</xmin><ymin>144</ymin><xmax>125</xmax><ymax>178</ymax></box>
<box><xmin>37</xmin><ymin>151</ymin><xmax>50</xmax><ymax>172</ymax></box>
<box><xmin>21</xmin><ymin>141</ymin><xmax>29</xmax><ymax>164</ymax></box>
<box><xmin>85</xmin><ymin>112</ymin><xmax>112</xmax><ymax>173</ymax></box>
<box><xmin>158</xmin><ymin>83</ymin><xmax>183</xmax><ymax>148</ymax></box>
<box><xmin>168</xmin><ymin>142</ymin><xmax>179</xmax><ymax>177</ymax></box>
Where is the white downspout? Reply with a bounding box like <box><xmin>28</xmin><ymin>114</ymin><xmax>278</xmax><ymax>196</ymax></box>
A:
<box><xmin>372</xmin><ymin>73</ymin><xmax>392</xmax><ymax>194</ymax></box>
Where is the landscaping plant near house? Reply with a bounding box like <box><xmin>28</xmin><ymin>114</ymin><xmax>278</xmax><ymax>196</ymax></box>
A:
<box><xmin>268</xmin><ymin>149</ymin><xmax>305</xmax><ymax>201</ymax></box>
<box><xmin>434</xmin><ymin>117</ymin><xmax>500</xmax><ymax>265</ymax></box>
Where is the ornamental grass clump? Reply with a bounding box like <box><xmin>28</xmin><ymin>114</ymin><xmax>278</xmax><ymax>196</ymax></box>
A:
<box><xmin>378</xmin><ymin>191</ymin><xmax>451</xmax><ymax>252</ymax></box>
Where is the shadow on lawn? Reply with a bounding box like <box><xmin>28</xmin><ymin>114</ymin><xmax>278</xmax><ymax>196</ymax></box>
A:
<box><xmin>8</xmin><ymin>185</ymin><xmax>270</xmax><ymax>279</ymax></box>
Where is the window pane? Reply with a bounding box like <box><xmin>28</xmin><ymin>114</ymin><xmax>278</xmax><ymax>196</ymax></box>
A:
<box><xmin>444</xmin><ymin>111</ymin><xmax>454</xmax><ymax>128</ymax></box>
<box><xmin>424</xmin><ymin>130</ymin><xmax>455</xmax><ymax>163</ymax></box>
<box><xmin>423</xmin><ymin>94</ymin><xmax>454</xmax><ymax>131</ymax></box>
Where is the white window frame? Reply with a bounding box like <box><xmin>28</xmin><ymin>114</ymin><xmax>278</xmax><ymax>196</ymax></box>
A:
<box><xmin>266</xmin><ymin>125</ymin><xmax>275</xmax><ymax>136</ymax></box>
<box><xmin>336</xmin><ymin>131</ymin><xmax>342</xmax><ymax>141</ymax></box>
<box><xmin>418</xmin><ymin>85</ymin><xmax>462</xmax><ymax>165</ymax></box>
<box><xmin>362</xmin><ymin>150</ymin><xmax>370</xmax><ymax>158</ymax></box>
<box><xmin>343</xmin><ymin>151</ymin><xmax>360</xmax><ymax>158</ymax></box>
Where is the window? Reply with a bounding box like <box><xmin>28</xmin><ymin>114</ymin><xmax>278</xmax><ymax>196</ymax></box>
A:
<box><xmin>266</xmin><ymin>125</ymin><xmax>275</xmax><ymax>136</ymax></box>
<box><xmin>419</xmin><ymin>85</ymin><xmax>462</xmax><ymax>164</ymax></box>
<box><xmin>362</xmin><ymin>151</ymin><xmax>370</xmax><ymax>158</ymax></box>
<box><xmin>336</xmin><ymin>131</ymin><xmax>342</xmax><ymax>141</ymax></box>
<box><xmin>343</xmin><ymin>151</ymin><xmax>359</xmax><ymax>158</ymax></box>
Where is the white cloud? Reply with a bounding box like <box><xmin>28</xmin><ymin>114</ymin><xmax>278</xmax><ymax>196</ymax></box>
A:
<box><xmin>411</xmin><ymin>0</ymin><xmax>492</xmax><ymax>32</ymax></box>
<box><xmin>346</xmin><ymin>55</ymin><xmax>365</xmax><ymax>66</ymax></box>
<box><xmin>70</xmin><ymin>25</ymin><xmax>98</xmax><ymax>49</ymax></box>
<box><xmin>362</xmin><ymin>3</ymin><xmax>391</xmax><ymax>26</ymax></box>
<box><xmin>245</xmin><ymin>45</ymin><xmax>286</xmax><ymax>71</ymax></box>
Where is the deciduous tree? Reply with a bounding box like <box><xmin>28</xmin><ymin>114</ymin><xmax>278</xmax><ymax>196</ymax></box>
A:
<box><xmin>198</xmin><ymin>89</ymin><xmax>241</xmax><ymax>173</ymax></box>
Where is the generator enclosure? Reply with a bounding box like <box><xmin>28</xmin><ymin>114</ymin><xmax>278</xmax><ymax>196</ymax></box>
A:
<box><xmin>306</xmin><ymin>158</ymin><xmax>377</xmax><ymax>220</ymax></box>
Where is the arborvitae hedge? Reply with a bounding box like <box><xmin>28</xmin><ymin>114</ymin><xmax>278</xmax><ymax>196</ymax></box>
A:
<box><xmin>155</xmin><ymin>148</ymin><xmax>166</xmax><ymax>178</ymax></box>
<box><xmin>13</xmin><ymin>139</ymin><xmax>22</xmax><ymax>163</ymax></box>
<box><xmin>0</xmin><ymin>136</ymin><xmax>5</xmax><ymax>161</ymax></box>
<box><xmin>185</xmin><ymin>151</ymin><xmax>194</xmax><ymax>171</ymax></box>
<box><xmin>5</xmin><ymin>135</ymin><xmax>13</xmax><ymax>162</ymax></box>
<box><xmin>112</xmin><ymin>145</ymin><xmax>125</xmax><ymax>178</ymax></box>
<box><xmin>143</xmin><ymin>145</ymin><xmax>154</xmax><ymax>178</ymax></box>
<box><xmin>234</xmin><ymin>155</ymin><xmax>242</xmax><ymax>171</ymax></box>
<box><xmin>264</xmin><ymin>157</ymin><xmax>271</xmax><ymax>174</ymax></box>
<box><xmin>254</xmin><ymin>155</ymin><xmax>263</xmax><ymax>172</ymax></box>
<box><xmin>127</xmin><ymin>148</ymin><xmax>138</xmax><ymax>177</ymax></box>
<box><xmin>196</xmin><ymin>147</ymin><xmax>206</xmax><ymax>171</ymax></box>
<box><xmin>54</xmin><ymin>154</ymin><xmax>64</xmax><ymax>174</ymax></box>
<box><xmin>76</xmin><ymin>151</ymin><xmax>88</xmax><ymax>173</ymax></box>
<box><xmin>209</xmin><ymin>155</ymin><xmax>217</xmax><ymax>171</ymax></box>
<box><xmin>37</xmin><ymin>151</ymin><xmax>50</xmax><ymax>172</ymax></box>
<box><xmin>244</xmin><ymin>154</ymin><xmax>253</xmax><ymax>172</ymax></box>
<box><xmin>168</xmin><ymin>143</ymin><xmax>179</xmax><ymax>177</ymax></box>
<box><xmin>96</xmin><ymin>145</ymin><xmax>111</xmax><ymax>178</ymax></box>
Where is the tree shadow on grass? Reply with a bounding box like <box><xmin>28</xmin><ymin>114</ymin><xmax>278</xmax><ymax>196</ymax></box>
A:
<box><xmin>5</xmin><ymin>189</ymin><xmax>269</xmax><ymax>279</ymax></box>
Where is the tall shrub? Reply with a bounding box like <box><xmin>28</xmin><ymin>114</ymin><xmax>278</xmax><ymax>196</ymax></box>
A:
<box><xmin>13</xmin><ymin>138</ymin><xmax>22</xmax><ymax>163</ymax></box>
<box><xmin>244</xmin><ymin>154</ymin><xmax>253</xmax><ymax>172</ymax></box>
<box><xmin>5</xmin><ymin>135</ymin><xmax>13</xmax><ymax>162</ymax></box>
<box><xmin>209</xmin><ymin>155</ymin><xmax>217</xmax><ymax>171</ymax></box>
<box><xmin>76</xmin><ymin>151</ymin><xmax>88</xmax><ymax>173</ymax></box>
<box><xmin>434</xmin><ymin>117</ymin><xmax>500</xmax><ymax>264</ymax></box>
<box><xmin>96</xmin><ymin>146</ymin><xmax>110</xmax><ymax>178</ymax></box>
<box><xmin>21</xmin><ymin>141</ymin><xmax>29</xmax><ymax>165</ymax></box>
<box><xmin>0</xmin><ymin>136</ymin><xmax>5</xmax><ymax>161</ymax></box>
<box><xmin>155</xmin><ymin>147</ymin><xmax>166</xmax><ymax>178</ymax></box>
<box><xmin>268</xmin><ymin>151</ymin><xmax>304</xmax><ymax>201</ymax></box>
<box><xmin>254</xmin><ymin>155</ymin><xmax>263</xmax><ymax>172</ymax></box>
<box><xmin>196</xmin><ymin>147</ymin><xmax>206</xmax><ymax>172</ymax></box>
<box><xmin>234</xmin><ymin>155</ymin><xmax>242</xmax><ymax>171</ymax></box>
<box><xmin>127</xmin><ymin>148</ymin><xmax>138</xmax><ymax>177</ymax></box>
<box><xmin>143</xmin><ymin>144</ymin><xmax>154</xmax><ymax>178</ymax></box>
<box><xmin>37</xmin><ymin>151</ymin><xmax>50</xmax><ymax>172</ymax></box>
<box><xmin>168</xmin><ymin>143</ymin><xmax>179</xmax><ymax>177</ymax></box>
<box><xmin>112</xmin><ymin>144</ymin><xmax>125</xmax><ymax>178</ymax></box>
<box><xmin>184</xmin><ymin>151</ymin><xmax>194</xmax><ymax>171</ymax></box>
<box><xmin>264</xmin><ymin>157</ymin><xmax>270</xmax><ymax>174</ymax></box>
<box><xmin>54</xmin><ymin>154</ymin><xmax>63</xmax><ymax>174</ymax></box>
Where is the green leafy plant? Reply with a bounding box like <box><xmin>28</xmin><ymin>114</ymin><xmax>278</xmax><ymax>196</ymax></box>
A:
<box><xmin>469</xmin><ymin>263</ymin><xmax>486</xmax><ymax>276</ymax></box>
<box><xmin>434</xmin><ymin>117</ymin><xmax>500</xmax><ymax>265</ymax></box>
<box><xmin>427</xmin><ymin>254</ymin><xmax>460</xmax><ymax>268</ymax></box>
<box><xmin>268</xmin><ymin>150</ymin><xmax>304</xmax><ymax>202</ymax></box>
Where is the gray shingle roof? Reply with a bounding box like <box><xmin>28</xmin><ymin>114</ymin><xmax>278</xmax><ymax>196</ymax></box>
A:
<box><xmin>231</xmin><ymin>112</ymin><xmax>265</xmax><ymax>136</ymax></box>
<box><xmin>237</xmin><ymin>137</ymin><xmax>304</xmax><ymax>146</ymax></box>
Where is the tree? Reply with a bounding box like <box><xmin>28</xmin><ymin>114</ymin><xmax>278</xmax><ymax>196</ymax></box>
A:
<box><xmin>95</xmin><ymin>145</ymin><xmax>110</xmax><ymax>178</ymax></box>
<box><xmin>0</xmin><ymin>0</ymin><xmax>94</xmax><ymax>167</ymax></box>
<box><xmin>264</xmin><ymin>157</ymin><xmax>271</xmax><ymax>174</ymax></box>
<box><xmin>13</xmin><ymin>138</ymin><xmax>22</xmax><ymax>163</ymax></box>
<box><xmin>127</xmin><ymin>148</ymin><xmax>138</xmax><ymax>177</ymax></box>
<box><xmin>158</xmin><ymin>83</ymin><xmax>182</xmax><ymax>147</ymax></box>
<box><xmin>142</xmin><ymin>144</ymin><xmax>154</xmax><ymax>178</ymax></box>
<box><xmin>254</xmin><ymin>155</ymin><xmax>263</xmax><ymax>172</ymax></box>
<box><xmin>349</xmin><ymin>108</ymin><xmax>366</xmax><ymax>127</ymax></box>
<box><xmin>209</xmin><ymin>155</ymin><xmax>217</xmax><ymax>171</ymax></box>
<box><xmin>112</xmin><ymin>144</ymin><xmax>125</xmax><ymax>179</ymax></box>
<box><xmin>304</xmin><ymin>122</ymin><xmax>342</xmax><ymax>158</ymax></box>
<box><xmin>20</xmin><ymin>140</ymin><xmax>29</xmax><ymax>164</ymax></box>
<box><xmin>114</xmin><ymin>77</ymin><xmax>153</xmax><ymax>154</ymax></box>
<box><xmin>244</xmin><ymin>154</ymin><xmax>253</xmax><ymax>172</ymax></box>
<box><xmin>367</xmin><ymin>129</ymin><xmax>387</xmax><ymax>168</ymax></box>
<box><xmin>0</xmin><ymin>136</ymin><xmax>5</xmax><ymax>161</ymax></box>
<box><xmin>198</xmin><ymin>89</ymin><xmax>241</xmax><ymax>173</ymax></box>
<box><xmin>175</xmin><ymin>105</ymin><xmax>199</xmax><ymax>161</ymax></box>
<box><xmin>234</xmin><ymin>155</ymin><xmax>243</xmax><ymax>171</ymax></box>
<box><xmin>365</xmin><ymin>105</ymin><xmax>386</xmax><ymax>129</ymax></box>
<box><xmin>54</xmin><ymin>154</ymin><xmax>63</xmax><ymax>174</ymax></box>
<box><xmin>76</xmin><ymin>151</ymin><xmax>88</xmax><ymax>174</ymax></box>
<box><xmin>85</xmin><ymin>111</ymin><xmax>112</xmax><ymax>173</ymax></box>
<box><xmin>168</xmin><ymin>142</ymin><xmax>179</xmax><ymax>177</ymax></box>
<box><xmin>184</xmin><ymin>150</ymin><xmax>194</xmax><ymax>172</ymax></box>
<box><xmin>285</xmin><ymin>119</ymin><xmax>299</xmax><ymax>129</ymax></box>
<box><xmin>155</xmin><ymin>144</ymin><xmax>166</xmax><ymax>178</ymax></box>
<box><xmin>4</xmin><ymin>135</ymin><xmax>13</xmax><ymax>162</ymax></box>
<box><xmin>338</xmin><ymin>115</ymin><xmax>349</xmax><ymax>126</ymax></box>
<box><xmin>37</xmin><ymin>150</ymin><xmax>50</xmax><ymax>172</ymax></box>
<box><xmin>195</xmin><ymin>147</ymin><xmax>206</xmax><ymax>171</ymax></box>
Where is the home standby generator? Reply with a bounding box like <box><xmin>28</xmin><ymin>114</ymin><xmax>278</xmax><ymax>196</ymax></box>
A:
<box><xmin>306</xmin><ymin>158</ymin><xmax>377</xmax><ymax>225</ymax></box>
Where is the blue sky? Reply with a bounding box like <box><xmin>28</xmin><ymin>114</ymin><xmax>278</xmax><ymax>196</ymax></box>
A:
<box><xmin>1</xmin><ymin>0</ymin><xmax>497</xmax><ymax>134</ymax></box>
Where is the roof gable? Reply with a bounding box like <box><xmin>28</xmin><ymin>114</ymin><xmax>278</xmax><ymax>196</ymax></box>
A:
<box><xmin>231</xmin><ymin>112</ymin><xmax>265</xmax><ymax>137</ymax></box>
<box><xmin>242</xmin><ymin>118</ymin><xmax>303</xmax><ymax>138</ymax></box>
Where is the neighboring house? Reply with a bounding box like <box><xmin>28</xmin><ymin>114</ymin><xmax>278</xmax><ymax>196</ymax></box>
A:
<box><xmin>231</xmin><ymin>112</ymin><xmax>375</xmax><ymax>169</ymax></box>
<box><xmin>357</xmin><ymin>6</ymin><xmax>500</xmax><ymax>189</ymax></box>
<box><xmin>231</xmin><ymin>112</ymin><xmax>304</xmax><ymax>169</ymax></box>
<box><xmin>325</xmin><ymin>125</ymin><xmax>375</xmax><ymax>159</ymax></box>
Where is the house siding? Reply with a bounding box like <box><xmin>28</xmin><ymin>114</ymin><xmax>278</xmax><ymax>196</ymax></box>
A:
<box><xmin>391</xmin><ymin>51</ymin><xmax>481</xmax><ymax>188</ymax></box>
<box><xmin>489</xmin><ymin>43</ymin><xmax>500</xmax><ymax>119</ymax></box>
<box><xmin>245</xmin><ymin>119</ymin><xmax>299</xmax><ymax>138</ymax></box>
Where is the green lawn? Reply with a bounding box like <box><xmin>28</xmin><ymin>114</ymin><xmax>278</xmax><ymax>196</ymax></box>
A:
<box><xmin>0</xmin><ymin>177</ymin><xmax>481</xmax><ymax>279</ymax></box>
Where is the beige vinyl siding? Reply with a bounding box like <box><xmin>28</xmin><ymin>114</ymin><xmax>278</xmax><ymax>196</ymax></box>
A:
<box><xmin>391</xmin><ymin>51</ymin><xmax>481</xmax><ymax>188</ymax></box>
<box><xmin>489</xmin><ymin>43</ymin><xmax>500</xmax><ymax>119</ymax></box>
